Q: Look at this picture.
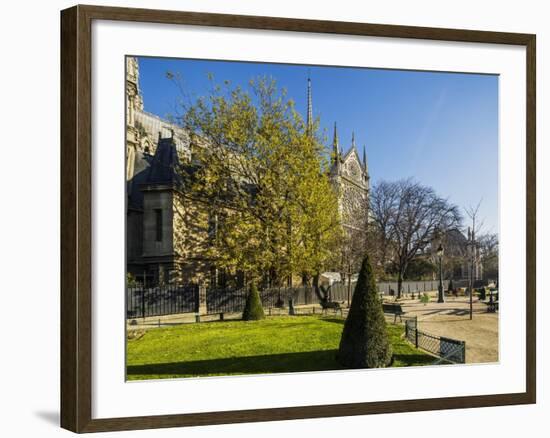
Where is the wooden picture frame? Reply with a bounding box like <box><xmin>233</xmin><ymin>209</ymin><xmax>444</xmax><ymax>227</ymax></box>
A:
<box><xmin>60</xmin><ymin>4</ymin><xmax>536</xmax><ymax>433</ymax></box>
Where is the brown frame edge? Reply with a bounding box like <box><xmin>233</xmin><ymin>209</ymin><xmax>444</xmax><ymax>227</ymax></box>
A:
<box><xmin>60</xmin><ymin>4</ymin><xmax>536</xmax><ymax>433</ymax></box>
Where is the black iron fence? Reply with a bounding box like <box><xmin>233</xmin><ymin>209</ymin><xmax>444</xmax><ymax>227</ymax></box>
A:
<box><xmin>205</xmin><ymin>287</ymin><xmax>247</xmax><ymax>314</ymax></box>
<box><xmin>126</xmin><ymin>279</ymin><xmax>482</xmax><ymax>320</ymax></box>
<box><xmin>405</xmin><ymin>318</ymin><xmax>466</xmax><ymax>364</ymax></box>
<box><xmin>206</xmin><ymin>285</ymin><xmax>322</xmax><ymax>314</ymax></box>
<box><xmin>127</xmin><ymin>284</ymin><xmax>199</xmax><ymax>318</ymax></box>
<box><xmin>126</xmin><ymin>282</ymin><xmax>356</xmax><ymax>318</ymax></box>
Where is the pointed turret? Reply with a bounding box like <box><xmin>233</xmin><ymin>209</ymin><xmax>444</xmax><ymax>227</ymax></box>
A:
<box><xmin>333</xmin><ymin>122</ymin><xmax>338</xmax><ymax>142</ymax></box>
<box><xmin>362</xmin><ymin>144</ymin><xmax>368</xmax><ymax>173</ymax></box>
<box><xmin>332</xmin><ymin>122</ymin><xmax>340</xmax><ymax>165</ymax></box>
<box><xmin>306</xmin><ymin>74</ymin><xmax>313</xmax><ymax>135</ymax></box>
<box><xmin>351</xmin><ymin>131</ymin><xmax>357</xmax><ymax>150</ymax></box>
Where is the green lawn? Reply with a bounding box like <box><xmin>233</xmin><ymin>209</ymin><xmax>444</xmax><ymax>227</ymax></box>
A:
<box><xmin>126</xmin><ymin>315</ymin><xmax>434</xmax><ymax>380</ymax></box>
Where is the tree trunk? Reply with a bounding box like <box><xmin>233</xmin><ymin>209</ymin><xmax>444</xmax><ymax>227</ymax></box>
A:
<box><xmin>312</xmin><ymin>273</ymin><xmax>328</xmax><ymax>303</ymax></box>
<box><xmin>397</xmin><ymin>272</ymin><xmax>403</xmax><ymax>299</ymax></box>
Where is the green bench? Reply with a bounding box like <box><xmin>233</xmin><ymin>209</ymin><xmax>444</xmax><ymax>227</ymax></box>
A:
<box><xmin>382</xmin><ymin>303</ymin><xmax>405</xmax><ymax>323</ymax></box>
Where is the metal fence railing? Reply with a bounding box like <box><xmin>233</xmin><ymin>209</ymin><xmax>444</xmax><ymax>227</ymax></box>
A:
<box><xmin>205</xmin><ymin>287</ymin><xmax>247</xmax><ymax>314</ymax></box>
<box><xmin>126</xmin><ymin>284</ymin><xmax>198</xmax><ymax>318</ymax></box>
<box><xmin>206</xmin><ymin>285</ymin><xmax>328</xmax><ymax>314</ymax></box>
<box><xmin>126</xmin><ymin>282</ymin><xmax>358</xmax><ymax>318</ymax></box>
<box><xmin>405</xmin><ymin>317</ymin><xmax>466</xmax><ymax>364</ymax></box>
<box><xmin>126</xmin><ymin>279</ymin><xmax>483</xmax><ymax>321</ymax></box>
<box><xmin>377</xmin><ymin>280</ymin><xmax>451</xmax><ymax>296</ymax></box>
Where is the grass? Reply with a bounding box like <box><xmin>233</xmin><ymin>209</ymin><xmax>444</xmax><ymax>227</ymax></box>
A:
<box><xmin>126</xmin><ymin>315</ymin><xmax>435</xmax><ymax>380</ymax></box>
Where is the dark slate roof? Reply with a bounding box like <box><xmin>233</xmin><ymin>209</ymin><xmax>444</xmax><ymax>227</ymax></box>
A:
<box><xmin>127</xmin><ymin>151</ymin><xmax>152</xmax><ymax>210</ymax></box>
<box><xmin>428</xmin><ymin>228</ymin><xmax>468</xmax><ymax>257</ymax></box>
<box><xmin>446</xmin><ymin>228</ymin><xmax>468</xmax><ymax>244</ymax></box>
<box><xmin>127</xmin><ymin>137</ymin><xmax>183</xmax><ymax>210</ymax></box>
<box><xmin>146</xmin><ymin>137</ymin><xmax>182</xmax><ymax>185</ymax></box>
<box><xmin>444</xmin><ymin>230</ymin><xmax>468</xmax><ymax>257</ymax></box>
<box><xmin>133</xmin><ymin>151</ymin><xmax>151</xmax><ymax>175</ymax></box>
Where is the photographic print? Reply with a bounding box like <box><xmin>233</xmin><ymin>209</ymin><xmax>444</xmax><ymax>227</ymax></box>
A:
<box><xmin>60</xmin><ymin>7</ymin><xmax>535</xmax><ymax>431</ymax></box>
<box><xmin>125</xmin><ymin>56</ymin><xmax>499</xmax><ymax>381</ymax></box>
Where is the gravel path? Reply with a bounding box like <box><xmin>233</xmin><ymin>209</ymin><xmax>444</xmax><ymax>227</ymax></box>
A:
<box><xmin>397</xmin><ymin>296</ymin><xmax>499</xmax><ymax>363</ymax></box>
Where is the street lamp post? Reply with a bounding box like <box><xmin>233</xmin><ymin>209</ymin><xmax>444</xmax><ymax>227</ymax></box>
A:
<box><xmin>437</xmin><ymin>244</ymin><xmax>445</xmax><ymax>303</ymax></box>
<box><xmin>467</xmin><ymin>239</ymin><xmax>475</xmax><ymax>320</ymax></box>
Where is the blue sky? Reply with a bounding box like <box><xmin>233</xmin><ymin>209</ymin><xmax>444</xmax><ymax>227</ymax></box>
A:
<box><xmin>136</xmin><ymin>56</ymin><xmax>499</xmax><ymax>234</ymax></box>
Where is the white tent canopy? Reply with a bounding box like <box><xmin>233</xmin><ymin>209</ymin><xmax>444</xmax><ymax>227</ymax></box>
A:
<box><xmin>319</xmin><ymin>272</ymin><xmax>342</xmax><ymax>285</ymax></box>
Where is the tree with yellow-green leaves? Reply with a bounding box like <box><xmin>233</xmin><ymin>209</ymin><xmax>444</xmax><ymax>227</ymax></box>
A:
<box><xmin>175</xmin><ymin>75</ymin><xmax>342</xmax><ymax>287</ymax></box>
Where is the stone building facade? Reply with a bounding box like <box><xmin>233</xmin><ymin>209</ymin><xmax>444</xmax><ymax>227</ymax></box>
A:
<box><xmin>329</xmin><ymin>126</ymin><xmax>370</xmax><ymax>233</ymax></box>
<box><xmin>126</xmin><ymin>57</ymin><xmax>209</xmax><ymax>285</ymax></box>
<box><xmin>428</xmin><ymin>228</ymin><xmax>483</xmax><ymax>282</ymax></box>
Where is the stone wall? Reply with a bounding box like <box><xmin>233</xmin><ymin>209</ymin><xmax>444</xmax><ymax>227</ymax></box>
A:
<box><xmin>142</xmin><ymin>189</ymin><xmax>174</xmax><ymax>258</ymax></box>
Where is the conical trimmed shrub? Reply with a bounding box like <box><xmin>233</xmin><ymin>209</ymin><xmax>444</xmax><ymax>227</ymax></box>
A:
<box><xmin>242</xmin><ymin>283</ymin><xmax>265</xmax><ymax>321</ymax></box>
<box><xmin>337</xmin><ymin>255</ymin><xmax>392</xmax><ymax>368</ymax></box>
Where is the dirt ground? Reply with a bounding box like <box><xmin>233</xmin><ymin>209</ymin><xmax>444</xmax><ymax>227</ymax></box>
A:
<box><xmin>396</xmin><ymin>295</ymin><xmax>499</xmax><ymax>364</ymax></box>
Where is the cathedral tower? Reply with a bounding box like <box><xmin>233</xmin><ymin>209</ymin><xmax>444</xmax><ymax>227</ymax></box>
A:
<box><xmin>302</xmin><ymin>75</ymin><xmax>370</xmax><ymax>234</ymax></box>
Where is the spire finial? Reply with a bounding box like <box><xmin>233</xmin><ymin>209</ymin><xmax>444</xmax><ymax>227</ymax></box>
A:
<box><xmin>306</xmin><ymin>71</ymin><xmax>313</xmax><ymax>134</ymax></box>
<box><xmin>362</xmin><ymin>144</ymin><xmax>367</xmax><ymax>172</ymax></box>
<box><xmin>351</xmin><ymin>131</ymin><xmax>356</xmax><ymax>149</ymax></box>
<box><xmin>332</xmin><ymin>122</ymin><xmax>341</xmax><ymax>174</ymax></box>
<box><xmin>332</xmin><ymin>122</ymin><xmax>340</xmax><ymax>165</ymax></box>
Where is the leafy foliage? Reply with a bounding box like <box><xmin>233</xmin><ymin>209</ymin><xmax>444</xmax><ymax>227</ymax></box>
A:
<box><xmin>178</xmin><ymin>76</ymin><xmax>342</xmax><ymax>285</ymax></box>
<box><xmin>127</xmin><ymin>272</ymin><xmax>139</xmax><ymax>287</ymax></box>
<box><xmin>403</xmin><ymin>258</ymin><xmax>436</xmax><ymax>280</ymax></box>
<box><xmin>337</xmin><ymin>255</ymin><xmax>392</xmax><ymax>368</ymax></box>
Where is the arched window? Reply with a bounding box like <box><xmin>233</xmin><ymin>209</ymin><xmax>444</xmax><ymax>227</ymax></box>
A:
<box><xmin>142</xmin><ymin>139</ymin><xmax>151</xmax><ymax>154</ymax></box>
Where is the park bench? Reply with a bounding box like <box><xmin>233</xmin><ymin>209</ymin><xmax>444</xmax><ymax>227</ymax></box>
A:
<box><xmin>382</xmin><ymin>303</ymin><xmax>405</xmax><ymax>323</ymax></box>
<box><xmin>320</xmin><ymin>300</ymin><xmax>344</xmax><ymax>316</ymax></box>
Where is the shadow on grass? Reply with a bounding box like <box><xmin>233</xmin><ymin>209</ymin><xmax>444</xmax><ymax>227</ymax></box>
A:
<box><xmin>127</xmin><ymin>349</ymin><xmax>344</xmax><ymax>378</ymax></box>
<box><xmin>319</xmin><ymin>318</ymin><xmax>346</xmax><ymax>325</ymax></box>
<box><xmin>127</xmin><ymin>348</ymin><xmax>437</xmax><ymax>379</ymax></box>
<box><xmin>128</xmin><ymin>347</ymin><xmax>436</xmax><ymax>379</ymax></box>
<box><xmin>392</xmin><ymin>353</ymin><xmax>436</xmax><ymax>366</ymax></box>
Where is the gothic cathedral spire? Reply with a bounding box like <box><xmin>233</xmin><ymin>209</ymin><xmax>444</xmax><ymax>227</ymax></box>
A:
<box><xmin>363</xmin><ymin>144</ymin><xmax>368</xmax><ymax>173</ymax></box>
<box><xmin>351</xmin><ymin>131</ymin><xmax>356</xmax><ymax>150</ymax></box>
<box><xmin>332</xmin><ymin>122</ymin><xmax>340</xmax><ymax>168</ymax></box>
